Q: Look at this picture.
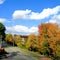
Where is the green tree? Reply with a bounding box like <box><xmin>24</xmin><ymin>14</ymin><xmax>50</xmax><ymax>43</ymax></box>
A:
<box><xmin>0</xmin><ymin>23</ymin><xmax>6</xmax><ymax>41</ymax></box>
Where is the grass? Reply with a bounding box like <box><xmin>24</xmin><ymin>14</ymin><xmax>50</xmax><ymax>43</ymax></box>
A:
<box><xmin>18</xmin><ymin>47</ymin><xmax>45</xmax><ymax>60</ymax></box>
<box><xmin>17</xmin><ymin>46</ymin><xmax>54</xmax><ymax>60</ymax></box>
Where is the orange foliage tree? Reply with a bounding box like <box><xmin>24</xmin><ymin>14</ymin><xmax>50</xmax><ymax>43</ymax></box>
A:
<box><xmin>38</xmin><ymin>23</ymin><xmax>60</xmax><ymax>56</ymax></box>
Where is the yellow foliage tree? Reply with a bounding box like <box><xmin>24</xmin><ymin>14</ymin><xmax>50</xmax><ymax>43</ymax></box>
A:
<box><xmin>26</xmin><ymin>33</ymin><xmax>39</xmax><ymax>51</ymax></box>
<box><xmin>14</xmin><ymin>35</ymin><xmax>21</xmax><ymax>47</ymax></box>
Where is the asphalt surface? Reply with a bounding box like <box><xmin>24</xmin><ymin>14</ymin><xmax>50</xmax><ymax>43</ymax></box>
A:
<box><xmin>0</xmin><ymin>42</ymin><xmax>37</xmax><ymax>60</ymax></box>
<box><xmin>1</xmin><ymin>47</ymin><xmax>36</xmax><ymax>60</ymax></box>
<box><xmin>0</xmin><ymin>42</ymin><xmax>51</xmax><ymax>60</ymax></box>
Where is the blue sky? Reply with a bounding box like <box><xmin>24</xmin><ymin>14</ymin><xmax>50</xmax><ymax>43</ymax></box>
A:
<box><xmin>0</xmin><ymin>0</ymin><xmax>60</xmax><ymax>35</ymax></box>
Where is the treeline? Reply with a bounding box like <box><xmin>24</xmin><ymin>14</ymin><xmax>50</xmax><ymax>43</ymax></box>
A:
<box><xmin>5</xmin><ymin>23</ymin><xmax>60</xmax><ymax>59</ymax></box>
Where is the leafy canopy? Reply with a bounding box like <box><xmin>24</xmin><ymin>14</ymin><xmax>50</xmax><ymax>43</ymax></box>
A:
<box><xmin>0</xmin><ymin>23</ymin><xmax>6</xmax><ymax>40</ymax></box>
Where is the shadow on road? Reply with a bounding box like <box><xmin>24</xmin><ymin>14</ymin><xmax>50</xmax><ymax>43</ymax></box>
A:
<box><xmin>8</xmin><ymin>52</ymin><xmax>17</xmax><ymax>57</ymax></box>
<box><xmin>8</xmin><ymin>51</ymin><xmax>20</xmax><ymax>58</ymax></box>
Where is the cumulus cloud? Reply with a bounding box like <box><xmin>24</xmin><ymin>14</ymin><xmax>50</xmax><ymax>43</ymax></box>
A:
<box><xmin>0</xmin><ymin>0</ymin><xmax>5</xmax><ymax>4</ymax></box>
<box><xmin>48</xmin><ymin>15</ymin><xmax>60</xmax><ymax>23</ymax></box>
<box><xmin>6</xmin><ymin>25</ymin><xmax>38</xmax><ymax>35</ymax></box>
<box><xmin>29</xmin><ymin>27</ymin><xmax>38</xmax><ymax>33</ymax></box>
<box><xmin>12</xmin><ymin>6</ymin><xmax>60</xmax><ymax>20</ymax></box>
<box><xmin>13</xmin><ymin>9</ymin><xmax>31</xmax><ymax>19</ymax></box>
<box><xmin>0</xmin><ymin>18</ymin><xmax>6</xmax><ymax>22</ymax></box>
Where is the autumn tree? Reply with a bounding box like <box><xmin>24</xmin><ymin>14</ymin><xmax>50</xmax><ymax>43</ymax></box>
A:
<box><xmin>38</xmin><ymin>23</ymin><xmax>60</xmax><ymax>57</ymax></box>
<box><xmin>5</xmin><ymin>34</ymin><xmax>13</xmax><ymax>43</ymax></box>
<box><xmin>54</xmin><ymin>30</ymin><xmax>60</xmax><ymax>57</ymax></box>
<box><xmin>26</xmin><ymin>33</ymin><xmax>39</xmax><ymax>51</ymax></box>
<box><xmin>14</xmin><ymin>35</ymin><xmax>21</xmax><ymax>47</ymax></box>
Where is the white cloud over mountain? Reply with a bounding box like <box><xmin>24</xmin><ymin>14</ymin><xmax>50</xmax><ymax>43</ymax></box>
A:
<box><xmin>12</xmin><ymin>6</ymin><xmax>60</xmax><ymax>20</ymax></box>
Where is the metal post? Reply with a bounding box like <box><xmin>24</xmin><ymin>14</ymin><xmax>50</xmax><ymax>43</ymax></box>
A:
<box><xmin>12</xmin><ymin>34</ymin><xmax>14</xmax><ymax>46</ymax></box>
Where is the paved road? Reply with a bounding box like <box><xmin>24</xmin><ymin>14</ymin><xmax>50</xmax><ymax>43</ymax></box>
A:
<box><xmin>1</xmin><ymin>47</ymin><xmax>36</xmax><ymax>60</ymax></box>
<box><xmin>0</xmin><ymin>42</ymin><xmax>38</xmax><ymax>60</ymax></box>
<box><xmin>0</xmin><ymin>42</ymin><xmax>52</xmax><ymax>60</ymax></box>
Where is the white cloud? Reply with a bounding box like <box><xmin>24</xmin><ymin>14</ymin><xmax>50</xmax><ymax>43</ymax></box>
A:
<box><xmin>13</xmin><ymin>25</ymin><xmax>28</xmax><ymax>32</ymax></box>
<box><xmin>0</xmin><ymin>18</ymin><xmax>6</xmax><ymax>22</ymax></box>
<box><xmin>29</xmin><ymin>27</ymin><xmax>38</xmax><ymax>33</ymax></box>
<box><xmin>48</xmin><ymin>15</ymin><xmax>60</xmax><ymax>23</ymax></box>
<box><xmin>13</xmin><ymin>9</ymin><xmax>31</xmax><ymax>19</ymax></box>
<box><xmin>6</xmin><ymin>25</ymin><xmax>38</xmax><ymax>35</ymax></box>
<box><xmin>0</xmin><ymin>0</ymin><xmax>5</xmax><ymax>4</ymax></box>
<box><xmin>12</xmin><ymin>6</ymin><xmax>60</xmax><ymax>20</ymax></box>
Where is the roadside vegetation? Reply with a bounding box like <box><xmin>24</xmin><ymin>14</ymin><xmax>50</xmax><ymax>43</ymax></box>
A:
<box><xmin>4</xmin><ymin>23</ymin><xmax>60</xmax><ymax>60</ymax></box>
<box><xmin>0</xmin><ymin>23</ymin><xmax>8</xmax><ymax>58</ymax></box>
